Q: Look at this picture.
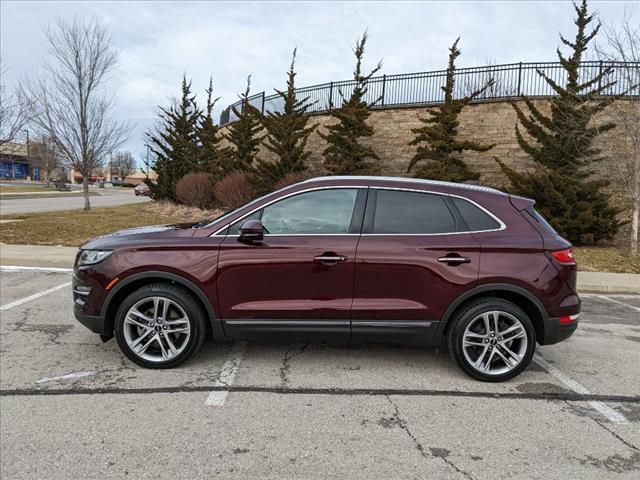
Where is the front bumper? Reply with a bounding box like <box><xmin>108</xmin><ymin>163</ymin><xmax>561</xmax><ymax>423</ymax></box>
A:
<box><xmin>74</xmin><ymin>308</ymin><xmax>107</xmax><ymax>335</ymax></box>
<box><xmin>73</xmin><ymin>267</ymin><xmax>110</xmax><ymax>336</ymax></box>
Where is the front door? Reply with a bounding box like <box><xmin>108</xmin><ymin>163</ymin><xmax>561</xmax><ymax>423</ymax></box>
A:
<box><xmin>217</xmin><ymin>187</ymin><xmax>366</xmax><ymax>338</ymax></box>
<box><xmin>352</xmin><ymin>188</ymin><xmax>481</xmax><ymax>342</ymax></box>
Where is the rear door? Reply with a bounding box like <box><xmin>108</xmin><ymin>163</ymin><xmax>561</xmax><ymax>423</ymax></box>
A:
<box><xmin>216</xmin><ymin>187</ymin><xmax>366</xmax><ymax>338</ymax></box>
<box><xmin>351</xmin><ymin>188</ymin><xmax>482</xmax><ymax>342</ymax></box>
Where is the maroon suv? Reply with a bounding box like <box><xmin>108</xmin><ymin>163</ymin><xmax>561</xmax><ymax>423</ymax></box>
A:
<box><xmin>73</xmin><ymin>176</ymin><xmax>580</xmax><ymax>381</ymax></box>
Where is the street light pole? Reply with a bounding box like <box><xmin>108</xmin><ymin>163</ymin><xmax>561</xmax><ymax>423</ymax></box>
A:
<box><xmin>145</xmin><ymin>144</ymin><xmax>150</xmax><ymax>178</ymax></box>
<box><xmin>23</xmin><ymin>129</ymin><xmax>30</xmax><ymax>181</ymax></box>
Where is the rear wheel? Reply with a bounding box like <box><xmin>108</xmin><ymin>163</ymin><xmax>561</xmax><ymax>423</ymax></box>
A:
<box><xmin>448</xmin><ymin>298</ymin><xmax>536</xmax><ymax>382</ymax></box>
<box><xmin>114</xmin><ymin>283</ymin><xmax>207</xmax><ymax>368</ymax></box>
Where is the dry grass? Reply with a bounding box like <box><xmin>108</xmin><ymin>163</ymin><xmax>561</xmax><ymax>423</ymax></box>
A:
<box><xmin>573</xmin><ymin>246</ymin><xmax>640</xmax><ymax>274</ymax></box>
<box><xmin>148</xmin><ymin>201</ymin><xmax>221</xmax><ymax>220</ymax></box>
<box><xmin>0</xmin><ymin>202</ymin><xmax>220</xmax><ymax>247</ymax></box>
<box><xmin>0</xmin><ymin>184</ymin><xmax>46</xmax><ymax>193</ymax></box>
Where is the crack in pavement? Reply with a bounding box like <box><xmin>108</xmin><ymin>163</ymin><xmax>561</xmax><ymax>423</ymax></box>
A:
<box><xmin>595</xmin><ymin>419</ymin><xmax>640</xmax><ymax>452</ymax></box>
<box><xmin>385</xmin><ymin>395</ymin><xmax>474</xmax><ymax>479</ymax></box>
<box><xmin>279</xmin><ymin>343</ymin><xmax>309</xmax><ymax>388</ymax></box>
<box><xmin>563</xmin><ymin>399</ymin><xmax>639</xmax><ymax>451</ymax></box>
<box><xmin>1</xmin><ymin>385</ymin><xmax>639</xmax><ymax>402</ymax></box>
<box><xmin>9</xmin><ymin>306</ymin><xmax>73</xmax><ymax>345</ymax></box>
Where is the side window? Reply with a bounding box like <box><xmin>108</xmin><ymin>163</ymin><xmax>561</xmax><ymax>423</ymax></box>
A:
<box><xmin>452</xmin><ymin>197</ymin><xmax>501</xmax><ymax>232</ymax></box>
<box><xmin>229</xmin><ymin>189</ymin><xmax>359</xmax><ymax>235</ymax></box>
<box><xmin>372</xmin><ymin>189</ymin><xmax>457</xmax><ymax>234</ymax></box>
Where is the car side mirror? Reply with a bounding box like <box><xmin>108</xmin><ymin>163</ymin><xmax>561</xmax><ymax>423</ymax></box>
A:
<box><xmin>238</xmin><ymin>219</ymin><xmax>264</xmax><ymax>244</ymax></box>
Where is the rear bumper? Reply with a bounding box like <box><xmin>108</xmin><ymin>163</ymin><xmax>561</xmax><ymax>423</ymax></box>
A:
<box><xmin>540</xmin><ymin>315</ymin><xmax>579</xmax><ymax>345</ymax></box>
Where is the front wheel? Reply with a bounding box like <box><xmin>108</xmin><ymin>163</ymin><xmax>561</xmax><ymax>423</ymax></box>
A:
<box><xmin>448</xmin><ymin>298</ymin><xmax>536</xmax><ymax>382</ymax></box>
<box><xmin>114</xmin><ymin>283</ymin><xmax>207</xmax><ymax>368</ymax></box>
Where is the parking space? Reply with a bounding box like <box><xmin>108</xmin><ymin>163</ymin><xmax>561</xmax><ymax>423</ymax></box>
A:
<box><xmin>1</xmin><ymin>270</ymin><xmax>639</xmax><ymax>479</ymax></box>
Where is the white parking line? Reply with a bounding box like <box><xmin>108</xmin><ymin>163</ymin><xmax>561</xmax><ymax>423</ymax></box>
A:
<box><xmin>205</xmin><ymin>341</ymin><xmax>248</xmax><ymax>406</ymax></box>
<box><xmin>0</xmin><ymin>265</ymin><xmax>73</xmax><ymax>273</ymax></box>
<box><xmin>533</xmin><ymin>354</ymin><xmax>628</xmax><ymax>424</ymax></box>
<box><xmin>587</xmin><ymin>294</ymin><xmax>640</xmax><ymax>313</ymax></box>
<box><xmin>0</xmin><ymin>282</ymin><xmax>72</xmax><ymax>311</ymax></box>
<box><xmin>37</xmin><ymin>371</ymin><xmax>95</xmax><ymax>384</ymax></box>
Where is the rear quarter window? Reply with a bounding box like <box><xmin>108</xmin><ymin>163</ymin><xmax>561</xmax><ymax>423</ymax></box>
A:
<box><xmin>452</xmin><ymin>197</ymin><xmax>501</xmax><ymax>232</ymax></box>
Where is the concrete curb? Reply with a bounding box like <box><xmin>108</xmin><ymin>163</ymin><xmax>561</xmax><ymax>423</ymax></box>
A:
<box><xmin>576</xmin><ymin>272</ymin><xmax>640</xmax><ymax>295</ymax></box>
<box><xmin>0</xmin><ymin>244</ymin><xmax>77</xmax><ymax>269</ymax></box>
<box><xmin>1</xmin><ymin>244</ymin><xmax>638</xmax><ymax>294</ymax></box>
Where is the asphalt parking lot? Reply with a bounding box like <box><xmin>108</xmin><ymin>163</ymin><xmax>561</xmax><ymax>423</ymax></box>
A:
<box><xmin>0</xmin><ymin>269</ymin><xmax>639</xmax><ymax>479</ymax></box>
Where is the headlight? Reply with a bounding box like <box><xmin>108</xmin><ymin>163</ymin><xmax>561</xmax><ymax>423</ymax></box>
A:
<box><xmin>77</xmin><ymin>249</ymin><xmax>113</xmax><ymax>266</ymax></box>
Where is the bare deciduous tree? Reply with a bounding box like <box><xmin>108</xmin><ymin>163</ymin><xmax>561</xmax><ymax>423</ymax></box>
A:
<box><xmin>597</xmin><ymin>9</ymin><xmax>640</xmax><ymax>254</ymax></box>
<box><xmin>111</xmin><ymin>150</ymin><xmax>137</xmax><ymax>180</ymax></box>
<box><xmin>0</xmin><ymin>65</ymin><xmax>33</xmax><ymax>147</ymax></box>
<box><xmin>25</xmin><ymin>18</ymin><xmax>128</xmax><ymax>210</ymax></box>
<box><xmin>30</xmin><ymin>135</ymin><xmax>61</xmax><ymax>181</ymax></box>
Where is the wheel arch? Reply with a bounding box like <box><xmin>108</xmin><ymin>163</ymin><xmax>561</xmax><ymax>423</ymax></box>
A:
<box><xmin>437</xmin><ymin>283</ymin><xmax>548</xmax><ymax>344</ymax></box>
<box><xmin>101</xmin><ymin>271</ymin><xmax>226</xmax><ymax>341</ymax></box>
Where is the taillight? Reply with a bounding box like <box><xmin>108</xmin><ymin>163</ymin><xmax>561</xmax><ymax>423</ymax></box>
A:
<box><xmin>551</xmin><ymin>248</ymin><xmax>575</xmax><ymax>265</ymax></box>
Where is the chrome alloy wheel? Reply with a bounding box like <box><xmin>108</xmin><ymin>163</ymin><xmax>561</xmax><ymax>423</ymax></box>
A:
<box><xmin>122</xmin><ymin>296</ymin><xmax>191</xmax><ymax>363</ymax></box>
<box><xmin>462</xmin><ymin>310</ymin><xmax>528</xmax><ymax>376</ymax></box>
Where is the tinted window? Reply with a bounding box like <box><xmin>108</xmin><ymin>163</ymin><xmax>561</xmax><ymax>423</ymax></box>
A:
<box><xmin>452</xmin><ymin>197</ymin><xmax>501</xmax><ymax>231</ymax></box>
<box><xmin>372</xmin><ymin>189</ymin><xmax>456</xmax><ymax>234</ymax></box>
<box><xmin>230</xmin><ymin>188</ymin><xmax>359</xmax><ymax>235</ymax></box>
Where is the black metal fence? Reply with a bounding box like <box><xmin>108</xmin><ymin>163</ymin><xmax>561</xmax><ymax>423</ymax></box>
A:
<box><xmin>219</xmin><ymin>61</ymin><xmax>639</xmax><ymax>125</ymax></box>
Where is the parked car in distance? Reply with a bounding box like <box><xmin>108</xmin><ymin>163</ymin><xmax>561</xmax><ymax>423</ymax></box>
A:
<box><xmin>134</xmin><ymin>182</ymin><xmax>151</xmax><ymax>196</ymax></box>
<box><xmin>73</xmin><ymin>176</ymin><xmax>580</xmax><ymax>381</ymax></box>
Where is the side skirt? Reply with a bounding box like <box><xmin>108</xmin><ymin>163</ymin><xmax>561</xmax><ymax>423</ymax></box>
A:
<box><xmin>223</xmin><ymin>319</ymin><xmax>440</xmax><ymax>345</ymax></box>
<box><xmin>352</xmin><ymin>320</ymin><xmax>439</xmax><ymax>345</ymax></box>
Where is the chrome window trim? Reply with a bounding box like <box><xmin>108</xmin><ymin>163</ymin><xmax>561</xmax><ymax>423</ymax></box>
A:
<box><xmin>210</xmin><ymin>184</ymin><xmax>506</xmax><ymax>237</ymax></box>
<box><xmin>210</xmin><ymin>185</ymin><xmax>366</xmax><ymax>236</ymax></box>
<box><xmin>299</xmin><ymin>175</ymin><xmax>504</xmax><ymax>195</ymax></box>
<box><xmin>224</xmin><ymin>233</ymin><xmax>361</xmax><ymax>237</ymax></box>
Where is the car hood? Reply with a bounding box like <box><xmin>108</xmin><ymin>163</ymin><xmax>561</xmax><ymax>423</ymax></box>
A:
<box><xmin>81</xmin><ymin>223</ymin><xmax>198</xmax><ymax>250</ymax></box>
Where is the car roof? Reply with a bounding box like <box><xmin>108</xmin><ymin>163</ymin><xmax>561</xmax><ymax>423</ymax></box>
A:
<box><xmin>299</xmin><ymin>176</ymin><xmax>506</xmax><ymax>196</ymax></box>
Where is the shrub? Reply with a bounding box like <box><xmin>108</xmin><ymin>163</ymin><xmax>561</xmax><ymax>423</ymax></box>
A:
<box><xmin>214</xmin><ymin>172</ymin><xmax>257</xmax><ymax>209</ymax></box>
<box><xmin>175</xmin><ymin>173</ymin><xmax>215</xmax><ymax>209</ymax></box>
<box><xmin>273</xmin><ymin>172</ymin><xmax>310</xmax><ymax>191</ymax></box>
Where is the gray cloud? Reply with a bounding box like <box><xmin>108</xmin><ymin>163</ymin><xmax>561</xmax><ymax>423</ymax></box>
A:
<box><xmin>0</xmin><ymin>0</ymin><xmax>632</xmax><ymax>158</ymax></box>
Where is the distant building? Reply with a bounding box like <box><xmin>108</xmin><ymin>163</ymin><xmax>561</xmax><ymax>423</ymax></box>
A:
<box><xmin>0</xmin><ymin>142</ymin><xmax>40</xmax><ymax>180</ymax></box>
<box><xmin>70</xmin><ymin>167</ymin><xmax>157</xmax><ymax>185</ymax></box>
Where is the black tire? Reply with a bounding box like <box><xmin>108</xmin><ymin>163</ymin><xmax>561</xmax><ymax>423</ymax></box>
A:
<box><xmin>114</xmin><ymin>283</ymin><xmax>208</xmax><ymax>369</ymax></box>
<box><xmin>447</xmin><ymin>297</ymin><xmax>536</xmax><ymax>382</ymax></box>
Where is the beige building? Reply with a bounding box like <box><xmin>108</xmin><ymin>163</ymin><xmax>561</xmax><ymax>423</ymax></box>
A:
<box><xmin>70</xmin><ymin>167</ymin><xmax>157</xmax><ymax>185</ymax></box>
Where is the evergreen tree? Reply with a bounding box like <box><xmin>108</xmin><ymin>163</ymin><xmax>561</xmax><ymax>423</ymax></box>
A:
<box><xmin>253</xmin><ymin>49</ymin><xmax>316</xmax><ymax>192</ymax></box>
<box><xmin>146</xmin><ymin>76</ymin><xmax>202</xmax><ymax>200</ymax></box>
<box><xmin>197</xmin><ymin>77</ymin><xmax>224</xmax><ymax>180</ymax></box>
<box><xmin>223</xmin><ymin>76</ymin><xmax>263</xmax><ymax>173</ymax></box>
<box><xmin>408</xmin><ymin>38</ymin><xmax>494</xmax><ymax>182</ymax></box>
<box><xmin>498</xmin><ymin>0</ymin><xmax>622</xmax><ymax>244</ymax></box>
<box><xmin>320</xmin><ymin>31</ymin><xmax>382</xmax><ymax>175</ymax></box>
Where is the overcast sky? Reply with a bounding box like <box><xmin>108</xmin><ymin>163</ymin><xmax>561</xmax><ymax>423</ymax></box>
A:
<box><xmin>0</xmin><ymin>0</ymin><xmax>634</xmax><ymax>161</ymax></box>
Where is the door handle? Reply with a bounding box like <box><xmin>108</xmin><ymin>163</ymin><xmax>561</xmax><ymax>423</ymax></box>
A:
<box><xmin>437</xmin><ymin>255</ymin><xmax>471</xmax><ymax>265</ymax></box>
<box><xmin>314</xmin><ymin>253</ymin><xmax>347</xmax><ymax>265</ymax></box>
